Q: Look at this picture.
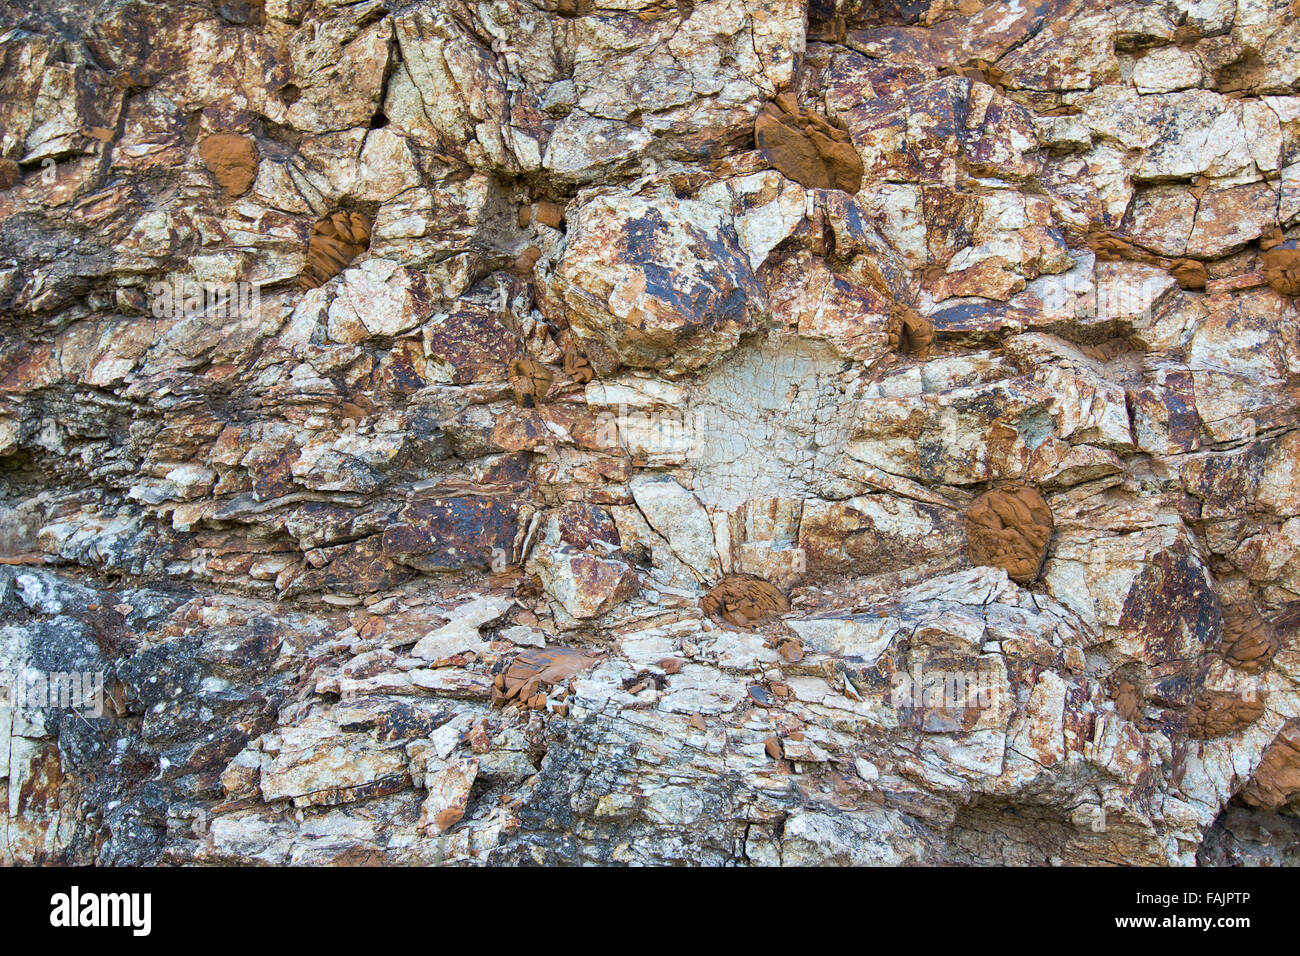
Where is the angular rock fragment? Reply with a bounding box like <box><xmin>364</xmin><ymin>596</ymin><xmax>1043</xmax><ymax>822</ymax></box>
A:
<box><xmin>1240</xmin><ymin>721</ymin><xmax>1300</xmax><ymax>810</ymax></box>
<box><xmin>965</xmin><ymin>484</ymin><xmax>1053</xmax><ymax>585</ymax></box>
<box><xmin>755</xmin><ymin>93</ymin><xmax>863</xmax><ymax>193</ymax></box>
<box><xmin>198</xmin><ymin>132</ymin><xmax>259</xmax><ymax>197</ymax></box>
<box><xmin>545</xmin><ymin>191</ymin><xmax>767</xmax><ymax>378</ymax></box>
<box><xmin>533</xmin><ymin>545</ymin><xmax>637</xmax><ymax>619</ymax></box>
<box><xmin>297</xmin><ymin>211</ymin><xmax>372</xmax><ymax>291</ymax></box>
<box><xmin>419</xmin><ymin>758</ymin><xmax>478</xmax><ymax>834</ymax></box>
<box><xmin>701</xmin><ymin>574</ymin><xmax>789</xmax><ymax>629</ymax></box>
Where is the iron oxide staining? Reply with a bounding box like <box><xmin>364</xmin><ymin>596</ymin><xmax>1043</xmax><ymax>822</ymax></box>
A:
<box><xmin>491</xmin><ymin>646</ymin><xmax>602</xmax><ymax>713</ymax></box>
<box><xmin>198</xmin><ymin>133</ymin><xmax>259</xmax><ymax>197</ymax></box>
<box><xmin>701</xmin><ymin>574</ymin><xmax>790</xmax><ymax>629</ymax></box>
<box><xmin>561</xmin><ymin>344</ymin><xmax>594</xmax><ymax>385</ymax></box>
<box><xmin>1262</xmin><ymin>242</ymin><xmax>1300</xmax><ymax>297</ymax></box>
<box><xmin>964</xmin><ymin>484</ymin><xmax>1054</xmax><ymax>585</ymax></box>
<box><xmin>296</xmin><ymin>210</ymin><xmax>372</xmax><ymax>291</ymax></box>
<box><xmin>0</xmin><ymin>157</ymin><xmax>19</xmax><ymax>189</ymax></box>
<box><xmin>1168</xmin><ymin>258</ymin><xmax>1209</xmax><ymax>291</ymax></box>
<box><xmin>754</xmin><ymin>93</ymin><xmax>863</xmax><ymax>193</ymax></box>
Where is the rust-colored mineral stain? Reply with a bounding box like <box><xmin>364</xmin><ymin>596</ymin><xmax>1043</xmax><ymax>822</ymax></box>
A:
<box><xmin>508</xmin><ymin>357</ymin><xmax>553</xmax><ymax>407</ymax></box>
<box><xmin>1185</xmin><ymin>690</ymin><xmax>1266</xmax><ymax>739</ymax></box>
<box><xmin>701</xmin><ymin>574</ymin><xmax>790</xmax><ymax>629</ymax></box>
<box><xmin>492</xmin><ymin>645</ymin><xmax>602</xmax><ymax>709</ymax></box>
<box><xmin>754</xmin><ymin>93</ymin><xmax>863</xmax><ymax>193</ymax></box>
<box><xmin>965</xmin><ymin>484</ymin><xmax>1054</xmax><ymax>586</ymax></box>
<box><xmin>198</xmin><ymin>132</ymin><xmax>259</xmax><ymax>198</ymax></box>
<box><xmin>296</xmin><ymin>210</ymin><xmax>372</xmax><ymax>291</ymax></box>
<box><xmin>1262</xmin><ymin>244</ymin><xmax>1300</xmax><ymax>297</ymax></box>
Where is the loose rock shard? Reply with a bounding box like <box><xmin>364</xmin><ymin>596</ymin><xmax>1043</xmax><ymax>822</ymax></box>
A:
<box><xmin>701</xmin><ymin>574</ymin><xmax>790</xmax><ymax>628</ymax></box>
<box><xmin>964</xmin><ymin>485</ymin><xmax>1054</xmax><ymax>585</ymax></box>
<box><xmin>198</xmin><ymin>133</ymin><xmax>259</xmax><ymax>197</ymax></box>
<box><xmin>297</xmin><ymin>211</ymin><xmax>372</xmax><ymax>291</ymax></box>
<box><xmin>754</xmin><ymin>93</ymin><xmax>863</xmax><ymax>193</ymax></box>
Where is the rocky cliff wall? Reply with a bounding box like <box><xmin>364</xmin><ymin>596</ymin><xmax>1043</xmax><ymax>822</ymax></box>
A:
<box><xmin>0</xmin><ymin>0</ymin><xmax>1298</xmax><ymax>865</ymax></box>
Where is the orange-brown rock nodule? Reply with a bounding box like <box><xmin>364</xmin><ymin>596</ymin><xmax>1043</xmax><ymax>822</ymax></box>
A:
<box><xmin>965</xmin><ymin>484</ymin><xmax>1054</xmax><ymax>585</ymax></box>
<box><xmin>754</xmin><ymin>93</ymin><xmax>863</xmax><ymax>194</ymax></box>
<box><xmin>1263</xmin><ymin>242</ymin><xmax>1300</xmax><ymax>297</ymax></box>
<box><xmin>701</xmin><ymin>574</ymin><xmax>790</xmax><ymax>629</ymax></box>
<box><xmin>492</xmin><ymin>646</ymin><xmax>602</xmax><ymax>709</ymax></box>
<box><xmin>198</xmin><ymin>133</ymin><xmax>259</xmax><ymax>198</ymax></box>
<box><xmin>297</xmin><ymin>210</ymin><xmax>372</xmax><ymax>291</ymax></box>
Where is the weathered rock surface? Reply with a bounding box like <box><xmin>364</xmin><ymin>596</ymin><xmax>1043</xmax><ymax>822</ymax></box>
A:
<box><xmin>1</xmin><ymin>0</ymin><xmax>1299</xmax><ymax>868</ymax></box>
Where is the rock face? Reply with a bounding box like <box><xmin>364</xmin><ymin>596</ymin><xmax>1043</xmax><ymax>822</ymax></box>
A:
<box><xmin>1</xmin><ymin>0</ymin><xmax>1299</xmax><ymax>868</ymax></box>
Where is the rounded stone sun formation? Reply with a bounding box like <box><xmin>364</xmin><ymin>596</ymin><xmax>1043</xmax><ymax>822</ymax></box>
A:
<box><xmin>0</xmin><ymin>0</ymin><xmax>1297</xmax><ymax>871</ymax></box>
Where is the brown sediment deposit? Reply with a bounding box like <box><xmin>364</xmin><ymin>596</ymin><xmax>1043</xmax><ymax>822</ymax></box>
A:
<box><xmin>701</xmin><ymin>574</ymin><xmax>790</xmax><ymax>628</ymax></box>
<box><xmin>492</xmin><ymin>646</ymin><xmax>602</xmax><ymax>710</ymax></box>
<box><xmin>198</xmin><ymin>133</ymin><xmax>259</xmax><ymax>197</ymax></box>
<box><xmin>296</xmin><ymin>211</ymin><xmax>371</xmax><ymax>291</ymax></box>
<box><xmin>755</xmin><ymin>93</ymin><xmax>863</xmax><ymax>193</ymax></box>
<box><xmin>965</xmin><ymin>485</ymin><xmax>1053</xmax><ymax>585</ymax></box>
